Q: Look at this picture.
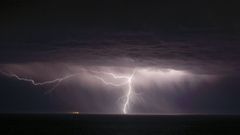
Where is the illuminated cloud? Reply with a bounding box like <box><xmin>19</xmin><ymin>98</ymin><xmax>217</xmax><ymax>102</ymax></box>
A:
<box><xmin>0</xmin><ymin>63</ymin><xmax>216</xmax><ymax>114</ymax></box>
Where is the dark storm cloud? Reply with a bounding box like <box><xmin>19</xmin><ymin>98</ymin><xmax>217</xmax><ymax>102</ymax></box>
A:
<box><xmin>1</xmin><ymin>32</ymin><xmax>240</xmax><ymax>74</ymax></box>
<box><xmin>0</xmin><ymin>0</ymin><xmax>239</xmax><ymax>74</ymax></box>
<box><xmin>0</xmin><ymin>0</ymin><xmax>240</xmax><ymax>114</ymax></box>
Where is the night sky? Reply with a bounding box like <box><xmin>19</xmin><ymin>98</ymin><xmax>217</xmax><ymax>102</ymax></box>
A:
<box><xmin>0</xmin><ymin>0</ymin><xmax>240</xmax><ymax>114</ymax></box>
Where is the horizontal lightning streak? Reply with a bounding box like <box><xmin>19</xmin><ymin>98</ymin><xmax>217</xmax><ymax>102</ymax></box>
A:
<box><xmin>0</xmin><ymin>69</ymin><xmax>137</xmax><ymax>114</ymax></box>
<box><xmin>10</xmin><ymin>73</ymin><xmax>81</xmax><ymax>85</ymax></box>
<box><xmin>94</xmin><ymin>75</ymin><xmax>129</xmax><ymax>87</ymax></box>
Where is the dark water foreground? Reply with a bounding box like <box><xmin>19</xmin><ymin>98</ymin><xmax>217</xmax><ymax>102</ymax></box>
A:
<box><xmin>0</xmin><ymin>114</ymin><xmax>240</xmax><ymax>135</ymax></box>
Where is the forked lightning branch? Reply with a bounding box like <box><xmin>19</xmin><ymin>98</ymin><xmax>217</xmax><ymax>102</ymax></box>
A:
<box><xmin>1</xmin><ymin>69</ymin><xmax>137</xmax><ymax>114</ymax></box>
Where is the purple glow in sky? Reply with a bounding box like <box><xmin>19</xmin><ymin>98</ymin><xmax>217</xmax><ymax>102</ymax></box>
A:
<box><xmin>0</xmin><ymin>63</ymin><xmax>217</xmax><ymax>114</ymax></box>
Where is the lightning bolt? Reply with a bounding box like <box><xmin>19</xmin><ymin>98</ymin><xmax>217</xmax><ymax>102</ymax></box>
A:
<box><xmin>92</xmin><ymin>69</ymin><xmax>136</xmax><ymax>114</ymax></box>
<box><xmin>0</xmin><ymin>69</ymin><xmax>137</xmax><ymax>114</ymax></box>
<box><xmin>2</xmin><ymin>72</ymin><xmax>83</xmax><ymax>94</ymax></box>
